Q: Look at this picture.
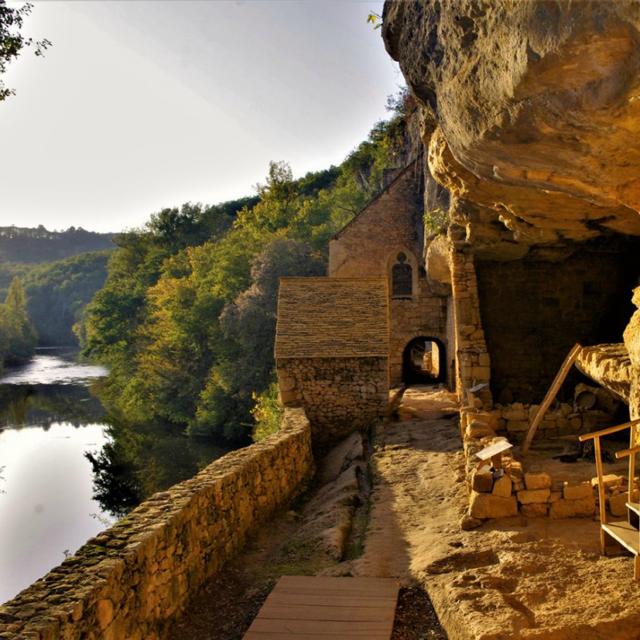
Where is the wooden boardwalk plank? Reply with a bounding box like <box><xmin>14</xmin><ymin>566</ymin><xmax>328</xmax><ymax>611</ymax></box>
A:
<box><xmin>243</xmin><ymin>576</ymin><xmax>399</xmax><ymax>639</ymax></box>
<box><xmin>248</xmin><ymin>619</ymin><xmax>392</xmax><ymax>634</ymax></box>
<box><xmin>265</xmin><ymin>593</ymin><xmax>396</xmax><ymax>608</ymax></box>
<box><xmin>257</xmin><ymin>604</ymin><xmax>394</xmax><ymax>622</ymax></box>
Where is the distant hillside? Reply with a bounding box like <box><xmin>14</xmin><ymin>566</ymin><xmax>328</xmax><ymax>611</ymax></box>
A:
<box><xmin>0</xmin><ymin>251</ymin><xmax>111</xmax><ymax>346</ymax></box>
<box><xmin>0</xmin><ymin>225</ymin><xmax>115</xmax><ymax>264</ymax></box>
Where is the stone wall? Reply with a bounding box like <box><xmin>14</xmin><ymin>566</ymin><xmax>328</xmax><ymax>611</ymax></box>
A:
<box><xmin>476</xmin><ymin>242</ymin><xmax>640</xmax><ymax>405</ymax></box>
<box><xmin>388</xmin><ymin>280</ymin><xmax>448</xmax><ymax>386</ymax></box>
<box><xmin>490</xmin><ymin>402</ymin><xmax>617</xmax><ymax>444</ymax></box>
<box><xmin>449</xmin><ymin>242</ymin><xmax>492</xmax><ymax>406</ymax></box>
<box><xmin>277</xmin><ymin>357</ymin><xmax>388</xmax><ymax>447</ymax></box>
<box><xmin>460</xmin><ymin>408</ymin><xmax>597</xmax><ymax>522</ymax></box>
<box><xmin>0</xmin><ymin>409</ymin><xmax>314</xmax><ymax>640</ymax></box>
<box><xmin>328</xmin><ymin>162</ymin><xmax>423</xmax><ymax>279</ymax></box>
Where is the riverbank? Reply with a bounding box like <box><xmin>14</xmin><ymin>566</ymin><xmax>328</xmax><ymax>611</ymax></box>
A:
<box><xmin>0</xmin><ymin>350</ymin><xmax>229</xmax><ymax>604</ymax></box>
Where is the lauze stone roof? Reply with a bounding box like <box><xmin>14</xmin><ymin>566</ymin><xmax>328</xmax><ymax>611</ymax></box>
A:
<box><xmin>275</xmin><ymin>277</ymin><xmax>389</xmax><ymax>359</ymax></box>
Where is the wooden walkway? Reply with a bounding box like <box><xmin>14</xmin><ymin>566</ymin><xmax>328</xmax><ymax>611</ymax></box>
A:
<box><xmin>243</xmin><ymin>575</ymin><xmax>400</xmax><ymax>639</ymax></box>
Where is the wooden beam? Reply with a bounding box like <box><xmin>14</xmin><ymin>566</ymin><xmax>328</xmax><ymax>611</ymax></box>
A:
<box><xmin>630</xmin><ymin>423</ymin><xmax>637</xmax><ymax>503</ymax></box>
<box><xmin>594</xmin><ymin>436</ymin><xmax>607</xmax><ymax>553</ymax></box>
<box><xmin>579</xmin><ymin>419</ymin><xmax>640</xmax><ymax>442</ymax></box>
<box><xmin>615</xmin><ymin>444</ymin><xmax>640</xmax><ymax>460</ymax></box>
<box><xmin>521</xmin><ymin>343</ymin><xmax>582</xmax><ymax>455</ymax></box>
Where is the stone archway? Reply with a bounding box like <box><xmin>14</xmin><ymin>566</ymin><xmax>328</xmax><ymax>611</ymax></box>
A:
<box><xmin>402</xmin><ymin>336</ymin><xmax>447</xmax><ymax>386</ymax></box>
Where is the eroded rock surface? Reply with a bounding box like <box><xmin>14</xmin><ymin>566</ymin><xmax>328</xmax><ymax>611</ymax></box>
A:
<box><xmin>576</xmin><ymin>343</ymin><xmax>632</xmax><ymax>403</ymax></box>
<box><xmin>383</xmin><ymin>1</ymin><xmax>640</xmax><ymax>253</ymax></box>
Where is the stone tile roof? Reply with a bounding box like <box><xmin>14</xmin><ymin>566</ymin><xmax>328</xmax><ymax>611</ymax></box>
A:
<box><xmin>275</xmin><ymin>277</ymin><xmax>389</xmax><ymax>359</ymax></box>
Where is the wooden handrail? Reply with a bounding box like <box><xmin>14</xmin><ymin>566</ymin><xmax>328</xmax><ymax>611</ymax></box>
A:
<box><xmin>594</xmin><ymin>437</ymin><xmax>607</xmax><ymax>531</ymax></box>
<box><xmin>615</xmin><ymin>445</ymin><xmax>640</xmax><ymax>460</ymax></box>
<box><xmin>578</xmin><ymin>419</ymin><xmax>640</xmax><ymax>442</ymax></box>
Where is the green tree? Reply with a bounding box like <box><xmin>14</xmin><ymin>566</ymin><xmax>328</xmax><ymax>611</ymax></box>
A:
<box><xmin>0</xmin><ymin>1</ymin><xmax>50</xmax><ymax>101</ymax></box>
<box><xmin>0</xmin><ymin>277</ymin><xmax>37</xmax><ymax>364</ymax></box>
<box><xmin>80</xmin><ymin>112</ymin><xmax>410</xmax><ymax>442</ymax></box>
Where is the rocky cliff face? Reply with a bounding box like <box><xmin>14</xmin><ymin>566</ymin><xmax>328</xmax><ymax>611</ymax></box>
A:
<box><xmin>383</xmin><ymin>0</ymin><xmax>640</xmax><ymax>255</ymax></box>
<box><xmin>383</xmin><ymin>0</ymin><xmax>640</xmax><ymax>414</ymax></box>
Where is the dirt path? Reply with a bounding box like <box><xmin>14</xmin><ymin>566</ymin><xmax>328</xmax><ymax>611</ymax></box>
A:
<box><xmin>351</xmin><ymin>386</ymin><xmax>640</xmax><ymax>640</ymax></box>
<box><xmin>166</xmin><ymin>422</ymin><xmax>446</xmax><ymax>640</ymax></box>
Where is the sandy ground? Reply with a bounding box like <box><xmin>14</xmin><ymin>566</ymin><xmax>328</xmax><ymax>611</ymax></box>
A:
<box><xmin>349</xmin><ymin>386</ymin><xmax>640</xmax><ymax>640</ymax></box>
<box><xmin>167</xmin><ymin>421</ymin><xmax>446</xmax><ymax>639</ymax></box>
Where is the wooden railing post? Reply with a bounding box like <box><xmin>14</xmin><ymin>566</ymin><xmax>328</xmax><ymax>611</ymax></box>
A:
<box><xmin>630</xmin><ymin>423</ymin><xmax>637</xmax><ymax>504</ymax></box>
<box><xmin>594</xmin><ymin>436</ymin><xmax>607</xmax><ymax>553</ymax></box>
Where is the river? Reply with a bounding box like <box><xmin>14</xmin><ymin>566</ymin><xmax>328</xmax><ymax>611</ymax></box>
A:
<box><xmin>0</xmin><ymin>349</ymin><xmax>231</xmax><ymax>604</ymax></box>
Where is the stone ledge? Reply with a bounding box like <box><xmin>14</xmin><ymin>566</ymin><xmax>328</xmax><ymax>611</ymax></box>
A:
<box><xmin>0</xmin><ymin>408</ymin><xmax>314</xmax><ymax>640</ymax></box>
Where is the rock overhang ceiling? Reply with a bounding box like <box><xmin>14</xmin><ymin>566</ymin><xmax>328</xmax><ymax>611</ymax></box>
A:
<box><xmin>383</xmin><ymin>0</ymin><xmax>640</xmax><ymax>258</ymax></box>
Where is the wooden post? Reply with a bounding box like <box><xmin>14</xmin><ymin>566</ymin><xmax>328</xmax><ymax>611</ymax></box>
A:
<box><xmin>629</xmin><ymin>423</ymin><xmax>636</xmax><ymax>504</ymax></box>
<box><xmin>521</xmin><ymin>343</ymin><xmax>582</xmax><ymax>455</ymax></box>
<box><xmin>594</xmin><ymin>436</ymin><xmax>607</xmax><ymax>554</ymax></box>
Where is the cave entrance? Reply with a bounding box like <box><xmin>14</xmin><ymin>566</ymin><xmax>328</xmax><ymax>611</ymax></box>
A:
<box><xmin>402</xmin><ymin>337</ymin><xmax>446</xmax><ymax>386</ymax></box>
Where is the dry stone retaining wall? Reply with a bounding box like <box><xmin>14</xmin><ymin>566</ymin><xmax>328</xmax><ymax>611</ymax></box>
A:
<box><xmin>277</xmin><ymin>357</ymin><xmax>388</xmax><ymax>447</ymax></box>
<box><xmin>458</xmin><ymin>406</ymin><xmax>627</xmax><ymax>522</ymax></box>
<box><xmin>0</xmin><ymin>409</ymin><xmax>314</xmax><ymax>640</ymax></box>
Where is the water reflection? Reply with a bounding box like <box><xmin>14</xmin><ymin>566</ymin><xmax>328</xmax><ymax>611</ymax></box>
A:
<box><xmin>86</xmin><ymin>421</ymin><xmax>228</xmax><ymax>518</ymax></box>
<box><xmin>0</xmin><ymin>384</ymin><xmax>105</xmax><ymax>428</ymax></box>
<box><xmin>0</xmin><ymin>349</ymin><xmax>107</xmax><ymax>385</ymax></box>
<box><xmin>0</xmin><ymin>351</ymin><xmax>232</xmax><ymax>603</ymax></box>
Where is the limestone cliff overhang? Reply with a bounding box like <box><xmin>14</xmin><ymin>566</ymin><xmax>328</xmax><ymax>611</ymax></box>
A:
<box><xmin>275</xmin><ymin>277</ymin><xmax>389</xmax><ymax>359</ymax></box>
<box><xmin>330</xmin><ymin>159</ymin><xmax>420</xmax><ymax>242</ymax></box>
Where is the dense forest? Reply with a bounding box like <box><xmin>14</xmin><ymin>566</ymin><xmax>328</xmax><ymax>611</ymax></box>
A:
<box><xmin>0</xmin><ymin>226</ymin><xmax>114</xmax><ymax>263</ymax></box>
<box><xmin>81</xmin><ymin>108</ymin><xmax>410</xmax><ymax>444</ymax></box>
<box><xmin>0</xmin><ymin>277</ymin><xmax>37</xmax><ymax>370</ymax></box>
<box><xmin>0</xmin><ymin>251</ymin><xmax>110</xmax><ymax>346</ymax></box>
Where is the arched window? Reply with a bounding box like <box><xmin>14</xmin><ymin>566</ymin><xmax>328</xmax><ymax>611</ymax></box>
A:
<box><xmin>391</xmin><ymin>252</ymin><xmax>413</xmax><ymax>298</ymax></box>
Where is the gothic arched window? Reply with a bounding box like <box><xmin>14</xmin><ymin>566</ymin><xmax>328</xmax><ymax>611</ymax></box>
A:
<box><xmin>391</xmin><ymin>252</ymin><xmax>413</xmax><ymax>298</ymax></box>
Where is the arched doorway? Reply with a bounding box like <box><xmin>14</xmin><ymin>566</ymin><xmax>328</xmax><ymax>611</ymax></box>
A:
<box><xmin>402</xmin><ymin>336</ymin><xmax>446</xmax><ymax>385</ymax></box>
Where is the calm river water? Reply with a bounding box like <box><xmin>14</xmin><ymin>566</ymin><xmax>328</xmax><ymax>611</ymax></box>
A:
<box><xmin>0</xmin><ymin>349</ymin><xmax>230</xmax><ymax>604</ymax></box>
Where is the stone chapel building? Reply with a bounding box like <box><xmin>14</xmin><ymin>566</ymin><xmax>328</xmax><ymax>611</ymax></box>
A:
<box><xmin>328</xmin><ymin>160</ymin><xmax>454</xmax><ymax>389</ymax></box>
<box><xmin>275</xmin><ymin>160</ymin><xmax>456</xmax><ymax>445</ymax></box>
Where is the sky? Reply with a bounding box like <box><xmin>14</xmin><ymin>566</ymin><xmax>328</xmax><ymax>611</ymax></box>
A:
<box><xmin>0</xmin><ymin>1</ymin><xmax>402</xmax><ymax>233</ymax></box>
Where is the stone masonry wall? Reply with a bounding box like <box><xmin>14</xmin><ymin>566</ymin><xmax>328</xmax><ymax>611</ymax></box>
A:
<box><xmin>389</xmin><ymin>279</ymin><xmax>448</xmax><ymax>387</ymax></box>
<box><xmin>476</xmin><ymin>243</ymin><xmax>640</xmax><ymax>405</ymax></box>
<box><xmin>328</xmin><ymin>162</ymin><xmax>423</xmax><ymax>279</ymax></box>
<box><xmin>460</xmin><ymin>407</ymin><xmax>598</xmax><ymax>522</ymax></box>
<box><xmin>0</xmin><ymin>409</ymin><xmax>314</xmax><ymax>640</ymax></box>
<box><xmin>277</xmin><ymin>357</ymin><xmax>388</xmax><ymax>447</ymax></box>
<box><xmin>449</xmin><ymin>243</ymin><xmax>492</xmax><ymax>406</ymax></box>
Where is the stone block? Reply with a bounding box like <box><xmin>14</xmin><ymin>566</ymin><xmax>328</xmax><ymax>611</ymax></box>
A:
<box><xmin>506</xmin><ymin>420</ymin><xmax>529</xmax><ymax>432</ymax></box>
<box><xmin>466</xmin><ymin>420</ymin><xmax>495</xmax><ymax>439</ymax></box>
<box><xmin>97</xmin><ymin>599</ymin><xmax>114</xmax><ymax>630</ymax></box>
<box><xmin>503</xmin><ymin>405</ymin><xmax>527</xmax><ymax>421</ymax></box>
<box><xmin>549</xmin><ymin>491</ymin><xmax>562</xmax><ymax>503</ymax></box>
<box><xmin>518</xmin><ymin>489</ymin><xmax>551</xmax><ymax>504</ymax></box>
<box><xmin>492</xmin><ymin>475</ymin><xmax>513</xmax><ymax>498</ymax></box>
<box><xmin>609</xmin><ymin>492</ymin><xmax>629</xmax><ymax>517</ymax></box>
<box><xmin>524</xmin><ymin>472</ymin><xmax>552</xmax><ymax>490</ymax></box>
<box><xmin>469</xmin><ymin>491</ymin><xmax>518</xmax><ymax>519</ymax></box>
<box><xmin>472</xmin><ymin>468</ymin><xmax>494</xmax><ymax>493</ymax></box>
<box><xmin>521</xmin><ymin>503</ymin><xmax>548</xmax><ymax>518</ymax></box>
<box><xmin>507</xmin><ymin>460</ymin><xmax>523</xmax><ymax>479</ymax></box>
<box><xmin>591</xmin><ymin>474</ymin><xmax>624</xmax><ymax>490</ymax></box>
<box><xmin>563</xmin><ymin>482</ymin><xmax>593</xmax><ymax>500</ymax></box>
<box><xmin>549</xmin><ymin>495</ymin><xmax>596</xmax><ymax>519</ymax></box>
